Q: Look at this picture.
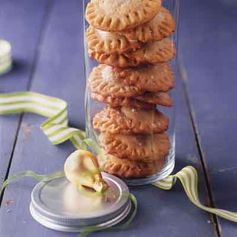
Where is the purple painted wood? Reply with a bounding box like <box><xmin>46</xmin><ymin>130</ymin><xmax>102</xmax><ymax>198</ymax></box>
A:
<box><xmin>0</xmin><ymin>0</ymin><xmax>50</xmax><ymax>185</ymax></box>
<box><xmin>180</xmin><ymin>0</ymin><xmax>237</xmax><ymax>236</ymax></box>
<box><xmin>0</xmin><ymin>1</ymin><xmax>216</xmax><ymax>236</ymax></box>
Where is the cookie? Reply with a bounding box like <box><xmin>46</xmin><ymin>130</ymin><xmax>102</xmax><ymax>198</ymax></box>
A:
<box><xmin>135</xmin><ymin>92</ymin><xmax>173</xmax><ymax>107</ymax></box>
<box><xmin>91</xmin><ymin>92</ymin><xmax>155</xmax><ymax>110</ymax></box>
<box><xmin>85</xmin><ymin>0</ymin><xmax>162</xmax><ymax>32</ymax></box>
<box><xmin>86</xmin><ymin>26</ymin><xmax>140</xmax><ymax>54</ymax></box>
<box><xmin>93</xmin><ymin>106</ymin><xmax>169</xmax><ymax>134</ymax></box>
<box><xmin>99</xmin><ymin>133</ymin><xmax>170</xmax><ymax>162</ymax></box>
<box><xmin>89</xmin><ymin>38</ymin><xmax>175</xmax><ymax>67</ymax></box>
<box><xmin>91</xmin><ymin>92</ymin><xmax>172</xmax><ymax>108</ymax></box>
<box><xmin>123</xmin><ymin>7</ymin><xmax>176</xmax><ymax>42</ymax></box>
<box><xmin>104</xmin><ymin>63</ymin><xmax>174</xmax><ymax>92</ymax></box>
<box><xmin>129</xmin><ymin>38</ymin><xmax>175</xmax><ymax>64</ymax></box>
<box><xmin>104</xmin><ymin>154</ymin><xmax>165</xmax><ymax>178</ymax></box>
<box><xmin>88</xmin><ymin>64</ymin><xmax>143</xmax><ymax>97</ymax></box>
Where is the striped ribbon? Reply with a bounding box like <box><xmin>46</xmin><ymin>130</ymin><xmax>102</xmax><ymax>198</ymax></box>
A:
<box><xmin>0</xmin><ymin>91</ymin><xmax>237</xmax><ymax>223</ymax></box>
<box><xmin>0</xmin><ymin>170</ymin><xmax>65</xmax><ymax>197</ymax></box>
<box><xmin>0</xmin><ymin>92</ymin><xmax>86</xmax><ymax>148</ymax></box>
<box><xmin>154</xmin><ymin>166</ymin><xmax>237</xmax><ymax>222</ymax></box>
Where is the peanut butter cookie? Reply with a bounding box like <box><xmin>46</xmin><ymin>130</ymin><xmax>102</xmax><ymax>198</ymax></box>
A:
<box><xmin>89</xmin><ymin>63</ymin><xmax>174</xmax><ymax>96</ymax></box>
<box><xmin>93</xmin><ymin>106</ymin><xmax>169</xmax><ymax>134</ymax></box>
<box><xmin>136</xmin><ymin>92</ymin><xmax>173</xmax><ymax>107</ymax></box>
<box><xmin>88</xmin><ymin>64</ymin><xmax>143</xmax><ymax>97</ymax></box>
<box><xmin>102</xmin><ymin>63</ymin><xmax>174</xmax><ymax>92</ymax></box>
<box><xmin>123</xmin><ymin>7</ymin><xmax>176</xmax><ymax>42</ymax></box>
<box><xmin>91</xmin><ymin>92</ymin><xmax>155</xmax><ymax>109</ymax></box>
<box><xmin>104</xmin><ymin>154</ymin><xmax>165</xmax><ymax>178</ymax></box>
<box><xmin>99</xmin><ymin>133</ymin><xmax>170</xmax><ymax>162</ymax></box>
<box><xmin>85</xmin><ymin>0</ymin><xmax>162</xmax><ymax>32</ymax></box>
<box><xmin>91</xmin><ymin>92</ymin><xmax>172</xmax><ymax>108</ymax></box>
<box><xmin>86</xmin><ymin>26</ymin><xmax>140</xmax><ymax>54</ymax></box>
<box><xmin>89</xmin><ymin>38</ymin><xmax>175</xmax><ymax>67</ymax></box>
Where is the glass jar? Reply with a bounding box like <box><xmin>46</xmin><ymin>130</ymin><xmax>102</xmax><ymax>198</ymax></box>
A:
<box><xmin>83</xmin><ymin>0</ymin><xmax>179</xmax><ymax>185</ymax></box>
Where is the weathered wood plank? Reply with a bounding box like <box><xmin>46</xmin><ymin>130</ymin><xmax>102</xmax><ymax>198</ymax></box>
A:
<box><xmin>0</xmin><ymin>1</ymin><xmax>216</xmax><ymax>236</ymax></box>
<box><xmin>180</xmin><ymin>0</ymin><xmax>237</xmax><ymax>236</ymax></box>
<box><xmin>0</xmin><ymin>0</ymin><xmax>51</xmax><ymax>186</ymax></box>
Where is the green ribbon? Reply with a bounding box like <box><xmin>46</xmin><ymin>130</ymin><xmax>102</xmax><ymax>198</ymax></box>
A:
<box><xmin>1</xmin><ymin>91</ymin><xmax>237</xmax><ymax>228</ymax></box>
<box><xmin>0</xmin><ymin>170</ymin><xmax>65</xmax><ymax>197</ymax></box>
<box><xmin>0</xmin><ymin>92</ymin><xmax>86</xmax><ymax>148</ymax></box>
<box><xmin>0</xmin><ymin>170</ymin><xmax>137</xmax><ymax>237</ymax></box>
<box><xmin>154</xmin><ymin>166</ymin><xmax>237</xmax><ymax>221</ymax></box>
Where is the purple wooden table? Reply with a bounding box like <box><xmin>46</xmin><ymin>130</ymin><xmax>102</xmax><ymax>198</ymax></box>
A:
<box><xmin>0</xmin><ymin>0</ymin><xmax>236</xmax><ymax>236</ymax></box>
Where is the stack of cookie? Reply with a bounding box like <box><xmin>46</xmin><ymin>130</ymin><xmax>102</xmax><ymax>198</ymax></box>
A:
<box><xmin>85</xmin><ymin>0</ymin><xmax>176</xmax><ymax>178</ymax></box>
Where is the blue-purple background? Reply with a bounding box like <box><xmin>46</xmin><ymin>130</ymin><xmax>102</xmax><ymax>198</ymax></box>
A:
<box><xmin>0</xmin><ymin>0</ymin><xmax>237</xmax><ymax>236</ymax></box>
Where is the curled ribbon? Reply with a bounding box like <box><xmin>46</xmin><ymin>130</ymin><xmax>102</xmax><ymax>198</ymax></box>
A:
<box><xmin>154</xmin><ymin>166</ymin><xmax>237</xmax><ymax>222</ymax></box>
<box><xmin>0</xmin><ymin>92</ymin><xmax>86</xmax><ymax>148</ymax></box>
<box><xmin>0</xmin><ymin>91</ymin><xmax>237</xmax><ymax>224</ymax></box>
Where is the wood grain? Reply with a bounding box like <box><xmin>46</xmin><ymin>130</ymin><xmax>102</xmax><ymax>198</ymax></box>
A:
<box><xmin>0</xmin><ymin>0</ymin><xmax>51</xmax><ymax>186</ymax></box>
<box><xmin>0</xmin><ymin>0</ymin><xmax>230</xmax><ymax>236</ymax></box>
<box><xmin>180</xmin><ymin>0</ymin><xmax>237</xmax><ymax>236</ymax></box>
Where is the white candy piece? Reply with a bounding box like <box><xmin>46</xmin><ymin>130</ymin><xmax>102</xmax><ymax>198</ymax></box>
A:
<box><xmin>64</xmin><ymin>149</ymin><xmax>108</xmax><ymax>193</ymax></box>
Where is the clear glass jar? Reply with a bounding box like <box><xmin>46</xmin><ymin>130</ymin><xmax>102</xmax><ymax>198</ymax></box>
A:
<box><xmin>84</xmin><ymin>0</ymin><xmax>179</xmax><ymax>185</ymax></box>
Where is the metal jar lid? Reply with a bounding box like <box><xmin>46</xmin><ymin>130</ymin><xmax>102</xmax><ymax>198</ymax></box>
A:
<box><xmin>30</xmin><ymin>172</ymin><xmax>131</xmax><ymax>232</ymax></box>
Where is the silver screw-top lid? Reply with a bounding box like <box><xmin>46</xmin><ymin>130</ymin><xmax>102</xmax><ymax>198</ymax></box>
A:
<box><xmin>30</xmin><ymin>172</ymin><xmax>131</xmax><ymax>232</ymax></box>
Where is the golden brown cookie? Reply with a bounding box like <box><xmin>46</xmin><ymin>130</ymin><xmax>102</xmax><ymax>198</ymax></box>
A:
<box><xmin>99</xmin><ymin>133</ymin><xmax>170</xmax><ymax>162</ymax></box>
<box><xmin>123</xmin><ymin>7</ymin><xmax>176</xmax><ymax>42</ymax></box>
<box><xmin>89</xmin><ymin>63</ymin><xmax>174</xmax><ymax>96</ymax></box>
<box><xmin>85</xmin><ymin>0</ymin><xmax>162</xmax><ymax>32</ymax></box>
<box><xmin>104</xmin><ymin>154</ymin><xmax>165</xmax><ymax>178</ymax></box>
<box><xmin>88</xmin><ymin>64</ymin><xmax>143</xmax><ymax>97</ymax></box>
<box><xmin>89</xmin><ymin>38</ymin><xmax>175</xmax><ymax>67</ymax></box>
<box><xmin>91</xmin><ymin>92</ymin><xmax>155</xmax><ymax>110</ymax></box>
<box><xmin>86</xmin><ymin>26</ymin><xmax>140</xmax><ymax>54</ymax></box>
<box><xmin>91</xmin><ymin>92</ymin><xmax>172</xmax><ymax>108</ymax></box>
<box><xmin>135</xmin><ymin>92</ymin><xmax>173</xmax><ymax>107</ymax></box>
<box><xmin>107</xmin><ymin>63</ymin><xmax>174</xmax><ymax>92</ymax></box>
<box><xmin>129</xmin><ymin>38</ymin><xmax>175</xmax><ymax>64</ymax></box>
<box><xmin>93</xmin><ymin>106</ymin><xmax>169</xmax><ymax>134</ymax></box>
